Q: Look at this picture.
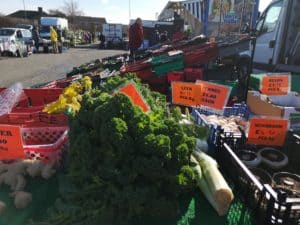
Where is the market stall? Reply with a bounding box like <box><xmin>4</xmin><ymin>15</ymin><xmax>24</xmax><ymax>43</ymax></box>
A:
<box><xmin>0</xmin><ymin>36</ymin><xmax>299</xmax><ymax>225</ymax></box>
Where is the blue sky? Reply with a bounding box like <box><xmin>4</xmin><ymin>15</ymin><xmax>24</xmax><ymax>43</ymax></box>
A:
<box><xmin>2</xmin><ymin>0</ymin><xmax>272</xmax><ymax>24</ymax></box>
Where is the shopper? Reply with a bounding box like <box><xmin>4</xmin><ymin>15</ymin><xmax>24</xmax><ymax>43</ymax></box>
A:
<box><xmin>50</xmin><ymin>26</ymin><xmax>58</xmax><ymax>54</ymax></box>
<box><xmin>56</xmin><ymin>27</ymin><xmax>63</xmax><ymax>53</ymax></box>
<box><xmin>32</xmin><ymin>26</ymin><xmax>40</xmax><ymax>53</ymax></box>
<box><xmin>99</xmin><ymin>32</ymin><xmax>105</xmax><ymax>49</ymax></box>
<box><xmin>160</xmin><ymin>31</ymin><xmax>168</xmax><ymax>43</ymax></box>
<box><xmin>149</xmin><ymin>29</ymin><xmax>160</xmax><ymax>47</ymax></box>
<box><xmin>128</xmin><ymin>17</ymin><xmax>144</xmax><ymax>59</ymax></box>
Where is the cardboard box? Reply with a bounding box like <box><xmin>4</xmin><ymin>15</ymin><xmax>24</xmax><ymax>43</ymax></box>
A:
<box><xmin>247</xmin><ymin>91</ymin><xmax>300</xmax><ymax>129</ymax></box>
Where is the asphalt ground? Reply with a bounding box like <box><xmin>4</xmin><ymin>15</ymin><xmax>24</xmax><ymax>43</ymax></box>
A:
<box><xmin>0</xmin><ymin>47</ymin><xmax>126</xmax><ymax>88</ymax></box>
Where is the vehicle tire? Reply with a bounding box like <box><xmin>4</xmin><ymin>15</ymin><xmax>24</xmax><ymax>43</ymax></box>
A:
<box><xmin>23</xmin><ymin>51</ymin><xmax>28</xmax><ymax>57</ymax></box>
<box><xmin>43</xmin><ymin>46</ymin><xmax>49</xmax><ymax>53</ymax></box>
<box><xmin>16</xmin><ymin>50</ymin><xmax>23</xmax><ymax>58</ymax></box>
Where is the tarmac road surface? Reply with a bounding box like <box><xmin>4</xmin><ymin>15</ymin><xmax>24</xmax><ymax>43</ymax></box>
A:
<box><xmin>0</xmin><ymin>47</ymin><xmax>126</xmax><ymax>88</ymax></box>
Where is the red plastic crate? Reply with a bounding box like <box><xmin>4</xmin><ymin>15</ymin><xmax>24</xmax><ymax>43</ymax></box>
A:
<box><xmin>183</xmin><ymin>46</ymin><xmax>218</xmax><ymax>67</ymax></box>
<box><xmin>0</xmin><ymin>88</ymin><xmax>62</xmax><ymax>114</ymax></box>
<box><xmin>22</xmin><ymin>126</ymin><xmax>69</xmax><ymax>163</ymax></box>
<box><xmin>42</xmin><ymin>75</ymin><xmax>81</xmax><ymax>89</ymax></box>
<box><xmin>21</xmin><ymin>88</ymin><xmax>62</xmax><ymax>106</ymax></box>
<box><xmin>167</xmin><ymin>71</ymin><xmax>184</xmax><ymax>84</ymax></box>
<box><xmin>135</xmin><ymin>68</ymin><xmax>153</xmax><ymax>80</ymax></box>
<box><xmin>121</xmin><ymin>60</ymin><xmax>151</xmax><ymax>73</ymax></box>
<box><xmin>0</xmin><ymin>112</ymin><xmax>68</xmax><ymax>126</ymax></box>
<box><xmin>143</xmin><ymin>75</ymin><xmax>168</xmax><ymax>94</ymax></box>
<box><xmin>184</xmin><ymin>68</ymin><xmax>204</xmax><ymax>82</ymax></box>
<box><xmin>145</xmin><ymin>75</ymin><xmax>167</xmax><ymax>85</ymax></box>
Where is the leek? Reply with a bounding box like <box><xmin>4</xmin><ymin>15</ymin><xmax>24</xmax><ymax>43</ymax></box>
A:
<box><xmin>192</xmin><ymin>151</ymin><xmax>234</xmax><ymax>216</ymax></box>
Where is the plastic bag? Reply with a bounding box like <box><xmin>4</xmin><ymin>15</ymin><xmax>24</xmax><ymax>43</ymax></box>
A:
<box><xmin>0</xmin><ymin>83</ymin><xmax>23</xmax><ymax>116</ymax></box>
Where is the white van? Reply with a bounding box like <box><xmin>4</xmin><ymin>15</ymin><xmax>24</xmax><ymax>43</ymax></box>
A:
<box><xmin>0</xmin><ymin>28</ymin><xmax>32</xmax><ymax>57</ymax></box>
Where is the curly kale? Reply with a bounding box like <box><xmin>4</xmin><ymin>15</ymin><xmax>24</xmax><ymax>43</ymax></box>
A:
<box><xmin>30</xmin><ymin>74</ymin><xmax>207</xmax><ymax>225</ymax></box>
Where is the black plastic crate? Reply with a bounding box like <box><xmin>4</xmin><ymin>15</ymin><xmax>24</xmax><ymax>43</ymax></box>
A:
<box><xmin>216</xmin><ymin>132</ymin><xmax>300</xmax><ymax>225</ymax></box>
<box><xmin>191</xmin><ymin>103</ymin><xmax>249</xmax><ymax>149</ymax></box>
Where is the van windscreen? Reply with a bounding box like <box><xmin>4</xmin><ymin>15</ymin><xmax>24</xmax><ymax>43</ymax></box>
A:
<box><xmin>0</xmin><ymin>29</ymin><xmax>15</xmax><ymax>36</ymax></box>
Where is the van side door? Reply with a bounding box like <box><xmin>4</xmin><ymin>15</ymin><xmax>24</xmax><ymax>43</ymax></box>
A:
<box><xmin>253</xmin><ymin>0</ymin><xmax>283</xmax><ymax>70</ymax></box>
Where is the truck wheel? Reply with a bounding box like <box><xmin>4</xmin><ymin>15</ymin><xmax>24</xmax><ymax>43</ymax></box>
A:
<box><xmin>16</xmin><ymin>50</ymin><xmax>23</xmax><ymax>58</ymax></box>
<box><xmin>43</xmin><ymin>46</ymin><xmax>49</xmax><ymax>53</ymax></box>
<box><xmin>23</xmin><ymin>50</ymin><xmax>28</xmax><ymax>57</ymax></box>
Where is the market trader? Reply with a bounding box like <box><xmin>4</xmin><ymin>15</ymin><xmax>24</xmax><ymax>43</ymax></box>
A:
<box><xmin>32</xmin><ymin>26</ymin><xmax>40</xmax><ymax>53</ymax></box>
<box><xmin>50</xmin><ymin>26</ymin><xmax>58</xmax><ymax>54</ymax></box>
<box><xmin>128</xmin><ymin>18</ymin><xmax>144</xmax><ymax>59</ymax></box>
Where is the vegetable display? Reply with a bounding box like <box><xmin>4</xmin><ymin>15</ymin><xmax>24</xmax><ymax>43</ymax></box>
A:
<box><xmin>201</xmin><ymin>114</ymin><xmax>247</xmax><ymax>133</ymax></box>
<box><xmin>0</xmin><ymin>159</ymin><xmax>57</xmax><ymax>210</ymax></box>
<box><xmin>43</xmin><ymin>76</ymin><xmax>92</xmax><ymax>116</ymax></box>
<box><xmin>30</xmin><ymin>74</ymin><xmax>209</xmax><ymax>225</ymax></box>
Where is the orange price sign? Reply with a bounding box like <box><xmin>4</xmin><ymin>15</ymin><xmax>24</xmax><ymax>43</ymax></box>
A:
<box><xmin>0</xmin><ymin>125</ymin><xmax>25</xmax><ymax>160</ymax></box>
<box><xmin>172</xmin><ymin>82</ymin><xmax>202</xmax><ymax>106</ymax></box>
<box><xmin>247</xmin><ymin>118</ymin><xmax>289</xmax><ymax>146</ymax></box>
<box><xmin>117</xmin><ymin>83</ymin><xmax>150</xmax><ymax>113</ymax></box>
<box><xmin>261</xmin><ymin>75</ymin><xmax>290</xmax><ymax>95</ymax></box>
<box><xmin>196</xmin><ymin>81</ymin><xmax>231</xmax><ymax>110</ymax></box>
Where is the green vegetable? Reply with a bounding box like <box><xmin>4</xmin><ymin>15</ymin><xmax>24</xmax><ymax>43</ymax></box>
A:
<box><xmin>30</xmin><ymin>74</ymin><xmax>208</xmax><ymax>225</ymax></box>
<box><xmin>192</xmin><ymin>151</ymin><xmax>234</xmax><ymax>216</ymax></box>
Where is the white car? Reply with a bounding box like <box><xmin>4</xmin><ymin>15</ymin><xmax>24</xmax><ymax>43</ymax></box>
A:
<box><xmin>0</xmin><ymin>28</ymin><xmax>32</xmax><ymax>57</ymax></box>
<box><xmin>0</xmin><ymin>40</ymin><xmax>4</xmax><ymax>55</ymax></box>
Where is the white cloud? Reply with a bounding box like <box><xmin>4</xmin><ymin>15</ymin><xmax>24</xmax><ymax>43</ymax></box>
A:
<box><xmin>101</xmin><ymin>0</ymin><xmax>109</xmax><ymax>5</ymax></box>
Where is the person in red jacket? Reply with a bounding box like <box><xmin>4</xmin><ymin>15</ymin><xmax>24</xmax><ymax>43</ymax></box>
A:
<box><xmin>129</xmin><ymin>18</ymin><xmax>144</xmax><ymax>59</ymax></box>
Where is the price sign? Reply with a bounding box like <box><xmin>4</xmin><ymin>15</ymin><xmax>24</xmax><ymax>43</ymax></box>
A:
<box><xmin>261</xmin><ymin>75</ymin><xmax>290</xmax><ymax>95</ymax></box>
<box><xmin>172</xmin><ymin>82</ymin><xmax>202</xmax><ymax>106</ymax></box>
<box><xmin>117</xmin><ymin>83</ymin><xmax>150</xmax><ymax>113</ymax></box>
<box><xmin>247</xmin><ymin>118</ymin><xmax>289</xmax><ymax>146</ymax></box>
<box><xmin>0</xmin><ymin>125</ymin><xmax>25</xmax><ymax>160</ymax></box>
<box><xmin>196</xmin><ymin>81</ymin><xmax>231</xmax><ymax>110</ymax></box>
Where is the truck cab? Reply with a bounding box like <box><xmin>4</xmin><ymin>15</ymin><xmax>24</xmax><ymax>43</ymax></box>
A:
<box><xmin>39</xmin><ymin>17</ymin><xmax>68</xmax><ymax>53</ymax></box>
<box><xmin>251</xmin><ymin>0</ymin><xmax>300</xmax><ymax>73</ymax></box>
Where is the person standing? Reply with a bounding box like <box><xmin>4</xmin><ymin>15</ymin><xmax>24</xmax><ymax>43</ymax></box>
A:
<box><xmin>50</xmin><ymin>26</ymin><xmax>58</xmax><ymax>53</ymax></box>
<box><xmin>149</xmin><ymin>29</ymin><xmax>160</xmax><ymax>47</ymax></box>
<box><xmin>99</xmin><ymin>32</ymin><xmax>105</xmax><ymax>49</ymax></box>
<box><xmin>128</xmin><ymin>18</ymin><xmax>144</xmax><ymax>59</ymax></box>
<box><xmin>160</xmin><ymin>31</ymin><xmax>168</xmax><ymax>43</ymax></box>
<box><xmin>56</xmin><ymin>27</ymin><xmax>63</xmax><ymax>53</ymax></box>
<box><xmin>32</xmin><ymin>26</ymin><xmax>40</xmax><ymax>53</ymax></box>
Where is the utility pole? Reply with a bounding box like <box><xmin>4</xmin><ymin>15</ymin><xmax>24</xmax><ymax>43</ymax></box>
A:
<box><xmin>129</xmin><ymin>0</ymin><xmax>132</xmax><ymax>22</ymax></box>
<box><xmin>23</xmin><ymin>0</ymin><xmax>27</xmax><ymax>21</ymax></box>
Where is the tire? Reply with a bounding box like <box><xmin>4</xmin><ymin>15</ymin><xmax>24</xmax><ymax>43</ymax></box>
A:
<box><xmin>23</xmin><ymin>51</ymin><xmax>28</xmax><ymax>57</ymax></box>
<box><xmin>43</xmin><ymin>46</ymin><xmax>49</xmax><ymax>53</ymax></box>
<box><xmin>16</xmin><ymin>50</ymin><xmax>22</xmax><ymax>58</ymax></box>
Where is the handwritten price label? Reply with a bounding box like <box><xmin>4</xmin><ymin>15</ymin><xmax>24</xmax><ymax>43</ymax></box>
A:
<box><xmin>172</xmin><ymin>82</ymin><xmax>202</xmax><ymax>106</ymax></box>
<box><xmin>0</xmin><ymin>125</ymin><xmax>24</xmax><ymax>160</ymax></box>
<box><xmin>247</xmin><ymin>118</ymin><xmax>289</xmax><ymax>146</ymax></box>
<box><xmin>117</xmin><ymin>83</ymin><xmax>150</xmax><ymax>113</ymax></box>
<box><xmin>196</xmin><ymin>81</ymin><xmax>231</xmax><ymax>110</ymax></box>
<box><xmin>261</xmin><ymin>75</ymin><xmax>290</xmax><ymax>95</ymax></box>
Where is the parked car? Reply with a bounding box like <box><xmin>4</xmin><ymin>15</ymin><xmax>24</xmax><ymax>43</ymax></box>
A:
<box><xmin>0</xmin><ymin>28</ymin><xmax>33</xmax><ymax>57</ymax></box>
<box><xmin>15</xmin><ymin>24</ymin><xmax>34</xmax><ymax>32</ymax></box>
<box><xmin>0</xmin><ymin>40</ymin><xmax>4</xmax><ymax>55</ymax></box>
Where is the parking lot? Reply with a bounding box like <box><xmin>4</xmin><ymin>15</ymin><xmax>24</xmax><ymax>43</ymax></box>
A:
<box><xmin>0</xmin><ymin>47</ymin><xmax>126</xmax><ymax>87</ymax></box>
